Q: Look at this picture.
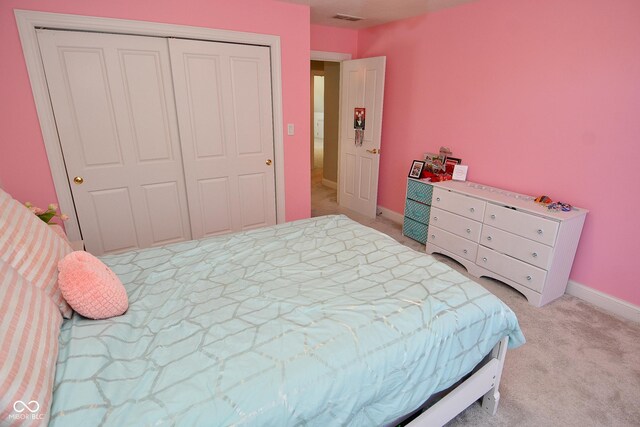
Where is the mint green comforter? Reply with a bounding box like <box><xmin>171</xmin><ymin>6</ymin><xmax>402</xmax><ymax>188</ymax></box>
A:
<box><xmin>51</xmin><ymin>215</ymin><xmax>524</xmax><ymax>426</ymax></box>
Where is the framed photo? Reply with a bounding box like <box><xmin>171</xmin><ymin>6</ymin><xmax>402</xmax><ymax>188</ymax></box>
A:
<box><xmin>444</xmin><ymin>156</ymin><xmax>462</xmax><ymax>174</ymax></box>
<box><xmin>409</xmin><ymin>160</ymin><xmax>426</xmax><ymax>179</ymax></box>
<box><xmin>424</xmin><ymin>152</ymin><xmax>445</xmax><ymax>173</ymax></box>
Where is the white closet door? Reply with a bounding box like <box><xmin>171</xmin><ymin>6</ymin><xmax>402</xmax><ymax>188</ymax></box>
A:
<box><xmin>169</xmin><ymin>39</ymin><xmax>276</xmax><ymax>239</ymax></box>
<box><xmin>37</xmin><ymin>30</ymin><xmax>191</xmax><ymax>255</ymax></box>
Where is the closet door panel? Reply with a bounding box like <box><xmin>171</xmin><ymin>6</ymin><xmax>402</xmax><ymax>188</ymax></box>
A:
<box><xmin>198</xmin><ymin>178</ymin><xmax>233</xmax><ymax>236</ymax></box>
<box><xmin>183</xmin><ymin>55</ymin><xmax>226</xmax><ymax>158</ymax></box>
<box><xmin>37</xmin><ymin>30</ymin><xmax>192</xmax><ymax>255</ymax></box>
<box><xmin>62</xmin><ymin>49</ymin><xmax>123</xmax><ymax>167</ymax></box>
<box><xmin>119</xmin><ymin>50</ymin><xmax>174</xmax><ymax>162</ymax></box>
<box><xmin>170</xmin><ymin>38</ymin><xmax>276</xmax><ymax>238</ymax></box>
<box><xmin>231</xmin><ymin>58</ymin><xmax>263</xmax><ymax>155</ymax></box>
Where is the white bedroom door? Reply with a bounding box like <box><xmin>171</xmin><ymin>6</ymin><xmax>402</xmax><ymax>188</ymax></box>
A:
<box><xmin>169</xmin><ymin>38</ymin><xmax>277</xmax><ymax>238</ymax></box>
<box><xmin>338</xmin><ymin>57</ymin><xmax>386</xmax><ymax>218</ymax></box>
<box><xmin>37</xmin><ymin>30</ymin><xmax>192</xmax><ymax>255</ymax></box>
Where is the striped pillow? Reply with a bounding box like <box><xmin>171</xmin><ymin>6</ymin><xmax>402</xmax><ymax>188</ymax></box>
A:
<box><xmin>0</xmin><ymin>189</ymin><xmax>72</xmax><ymax>318</ymax></box>
<box><xmin>0</xmin><ymin>260</ymin><xmax>62</xmax><ymax>426</ymax></box>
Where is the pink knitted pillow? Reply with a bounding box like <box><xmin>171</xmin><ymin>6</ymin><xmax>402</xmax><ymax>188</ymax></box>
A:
<box><xmin>57</xmin><ymin>251</ymin><xmax>128</xmax><ymax>319</ymax></box>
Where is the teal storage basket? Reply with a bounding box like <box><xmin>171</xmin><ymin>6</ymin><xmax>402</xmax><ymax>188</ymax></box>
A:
<box><xmin>407</xmin><ymin>179</ymin><xmax>433</xmax><ymax>205</ymax></box>
<box><xmin>403</xmin><ymin>217</ymin><xmax>428</xmax><ymax>244</ymax></box>
<box><xmin>404</xmin><ymin>199</ymin><xmax>431</xmax><ymax>224</ymax></box>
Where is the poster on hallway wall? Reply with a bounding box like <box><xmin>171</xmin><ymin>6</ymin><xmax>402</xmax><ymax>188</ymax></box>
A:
<box><xmin>354</xmin><ymin>108</ymin><xmax>365</xmax><ymax>146</ymax></box>
<box><xmin>354</xmin><ymin>108</ymin><xmax>365</xmax><ymax>130</ymax></box>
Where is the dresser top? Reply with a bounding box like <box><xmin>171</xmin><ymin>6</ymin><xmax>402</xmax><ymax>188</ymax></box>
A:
<box><xmin>431</xmin><ymin>180</ymin><xmax>588</xmax><ymax>221</ymax></box>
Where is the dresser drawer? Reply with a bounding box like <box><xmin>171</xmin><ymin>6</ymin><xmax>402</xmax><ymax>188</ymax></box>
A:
<box><xmin>484</xmin><ymin>203</ymin><xmax>559</xmax><ymax>246</ymax></box>
<box><xmin>404</xmin><ymin>199</ymin><xmax>431</xmax><ymax>224</ymax></box>
<box><xmin>428</xmin><ymin>226</ymin><xmax>478</xmax><ymax>262</ymax></box>
<box><xmin>477</xmin><ymin>246</ymin><xmax>547</xmax><ymax>292</ymax></box>
<box><xmin>480</xmin><ymin>225</ymin><xmax>553</xmax><ymax>270</ymax></box>
<box><xmin>432</xmin><ymin>187</ymin><xmax>486</xmax><ymax>222</ymax></box>
<box><xmin>407</xmin><ymin>179</ymin><xmax>433</xmax><ymax>205</ymax></box>
<box><xmin>430</xmin><ymin>207</ymin><xmax>482</xmax><ymax>242</ymax></box>
<box><xmin>403</xmin><ymin>217</ymin><xmax>428</xmax><ymax>244</ymax></box>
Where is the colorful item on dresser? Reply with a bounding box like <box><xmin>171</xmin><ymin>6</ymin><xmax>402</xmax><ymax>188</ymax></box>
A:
<box><xmin>534</xmin><ymin>195</ymin><xmax>552</xmax><ymax>204</ymax></box>
<box><xmin>547</xmin><ymin>202</ymin><xmax>573</xmax><ymax>212</ymax></box>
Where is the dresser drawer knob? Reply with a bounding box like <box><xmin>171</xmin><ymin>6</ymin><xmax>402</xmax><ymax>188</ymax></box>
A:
<box><xmin>487</xmin><ymin>236</ymin><xmax>492</xmax><ymax>241</ymax></box>
<box><xmin>526</xmin><ymin>275</ymin><xmax>532</xmax><ymax>281</ymax></box>
<box><xmin>537</xmin><ymin>229</ymin><xmax>543</xmax><ymax>235</ymax></box>
<box><xmin>482</xmin><ymin>257</ymin><xmax>487</xmax><ymax>262</ymax></box>
<box><xmin>436</xmin><ymin>197</ymin><xmax>441</xmax><ymax>202</ymax></box>
<box><xmin>433</xmin><ymin>216</ymin><xmax>438</xmax><ymax>221</ymax></box>
<box><xmin>466</xmin><ymin>228</ymin><xmax>471</xmax><ymax>234</ymax></box>
<box><xmin>431</xmin><ymin>234</ymin><xmax>435</xmax><ymax>239</ymax></box>
<box><xmin>470</xmin><ymin>207</ymin><xmax>475</xmax><ymax>213</ymax></box>
<box><xmin>463</xmin><ymin>249</ymin><xmax>468</xmax><ymax>254</ymax></box>
<box><xmin>532</xmin><ymin>252</ymin><xmax>538</xmax><ymax>258</ymax></box>
<box><xmin>490</xmin><ymin>214</ymin><xmax>496</xmax><ymax>219</ymax></box>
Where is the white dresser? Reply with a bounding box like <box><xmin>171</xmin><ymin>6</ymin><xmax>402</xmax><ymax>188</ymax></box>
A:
<box><xmin>425</xmin><ymin>181</ymin><xmax>588</xmax><ymax>306</ymax></box>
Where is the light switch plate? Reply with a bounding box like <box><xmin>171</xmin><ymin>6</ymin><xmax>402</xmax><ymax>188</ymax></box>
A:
<box><xmin>287</xmin><ymin>124</ymin><xmax>294</xmax><ymax>135</ymax></box>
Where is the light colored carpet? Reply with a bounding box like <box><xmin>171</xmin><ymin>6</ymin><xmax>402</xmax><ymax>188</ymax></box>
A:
<box><xmin>310</xmin><ymin>174</ymin><xmax>640</xmax><ymax>426</ymax></box>
<box><xmin>313</xmin><ymin>137</ymin><xmax>323</xmax><ymax>170</ymax></box>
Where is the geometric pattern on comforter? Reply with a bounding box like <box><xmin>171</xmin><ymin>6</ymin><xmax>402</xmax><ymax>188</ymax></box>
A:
<box><xmin>51</xmin><ymin>215</ymin><xmax>524</xmax><ymax>426</ymax></box>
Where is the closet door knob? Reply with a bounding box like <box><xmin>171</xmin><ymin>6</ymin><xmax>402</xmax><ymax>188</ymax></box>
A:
<box><xmin>266</xmin><ymin>159</ymin><xmax>273</xmax><ymax>166</ymax></box>
<box><xmin>73</xmin><ymin>176</ymin><xmax>84</xmax><ymax>185</ymax></box>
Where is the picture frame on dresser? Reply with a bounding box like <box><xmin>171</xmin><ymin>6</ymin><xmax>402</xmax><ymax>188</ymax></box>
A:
<box><xmin>409</xmin><ymin>160</ymin><xmax>425</xmax><ymax>179</ymax></box>
<box><xmin>444</xmin><ymin>157</ymin><xmax>462</xmax><ymax>174</ymax></box>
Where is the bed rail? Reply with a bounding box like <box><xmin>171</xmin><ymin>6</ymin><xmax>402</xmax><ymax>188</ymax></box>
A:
<box><xmin>407</xmin><ymin>336</ymin><xmax>509</xmax><ymax>427</ymax></box>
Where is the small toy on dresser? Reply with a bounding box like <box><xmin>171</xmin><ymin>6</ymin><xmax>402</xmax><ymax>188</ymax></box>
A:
<box><xmin>535</xmin><ymin>195</ymin><xmax>573</xmax><ymax>212</ymax></box>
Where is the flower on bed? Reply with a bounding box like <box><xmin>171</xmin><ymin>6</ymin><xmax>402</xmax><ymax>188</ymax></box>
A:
<box><xmin>24</xmin><ymin>202</ymin><xmax>69</xmax><ymax>225</ymax></box>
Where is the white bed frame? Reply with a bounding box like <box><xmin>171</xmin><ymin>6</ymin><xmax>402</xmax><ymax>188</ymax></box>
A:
<box><xmin>403</xmin><ymin>336</ymin><xmax>509</xmax><ymax>427</ymax></box>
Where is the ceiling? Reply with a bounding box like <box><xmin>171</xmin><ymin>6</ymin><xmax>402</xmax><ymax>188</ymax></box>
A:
<box><xmin>278</xmin><ymin>0</ymin><xmax>477</xmax><ymax>29</ymax></box>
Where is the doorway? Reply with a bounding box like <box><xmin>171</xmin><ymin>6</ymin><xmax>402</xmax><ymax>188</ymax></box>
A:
<box><xmin>310</xmin><ymin>60</ymin><xmax>340</xmax><ymax>217</ymax></box>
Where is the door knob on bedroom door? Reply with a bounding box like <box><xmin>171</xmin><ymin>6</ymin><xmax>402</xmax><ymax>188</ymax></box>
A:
<box><xmin>366</xmin><ymin>148</ymin><xmax>380</xmax><ymax>154</ymax></box>
<box><xmin>73</xmin><ymin>176</ymin><xmax>84</xmax><ymax>185</ymax></box>
<box><xmin>266</xmin><ymin>159</ymin><xmax>272</xmax><ymax>166</ymax></box>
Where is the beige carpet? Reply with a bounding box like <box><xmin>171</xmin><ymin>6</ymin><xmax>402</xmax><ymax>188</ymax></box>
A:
<box><xmin>310</xmin><ymin>173</ymin><xmax>640</xmax><ymax>426</ymax></box>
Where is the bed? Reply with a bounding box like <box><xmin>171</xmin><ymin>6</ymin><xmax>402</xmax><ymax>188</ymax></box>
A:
<box><xmin>0</xmin><ymin>186</ymin><xmax>524</xmax><ymax>427</ymax></box>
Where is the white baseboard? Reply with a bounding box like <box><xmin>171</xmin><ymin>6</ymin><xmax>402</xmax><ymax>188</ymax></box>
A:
<box><xmin>377</xmin><ymin>206</ymin><xmax>404</xmax><ymax>224</ymax></box>
<box><xmin>321</xmin><ymin>178</ymin><xmax>337</xmax><ymax>189</ymax></box>
<box><xmin>566</xmin><ymin>280</ymin><xmax>640</xmax><ymax>323</ymax></box>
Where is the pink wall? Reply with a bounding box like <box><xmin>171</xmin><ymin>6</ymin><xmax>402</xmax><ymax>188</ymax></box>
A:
<box><xmin>310</xmin><ymin>24</ymin><xmax>358</xmax><ymax>57</ymax></box>
<box><xmin>0</xmin><ymin>0</ymin><xmax>310</xmax><ymax>221</ymax></box>
<box><xmin>358</xmin><ymin>0</ymin><xmax>640</xmax><ymax>305</ymax></box>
